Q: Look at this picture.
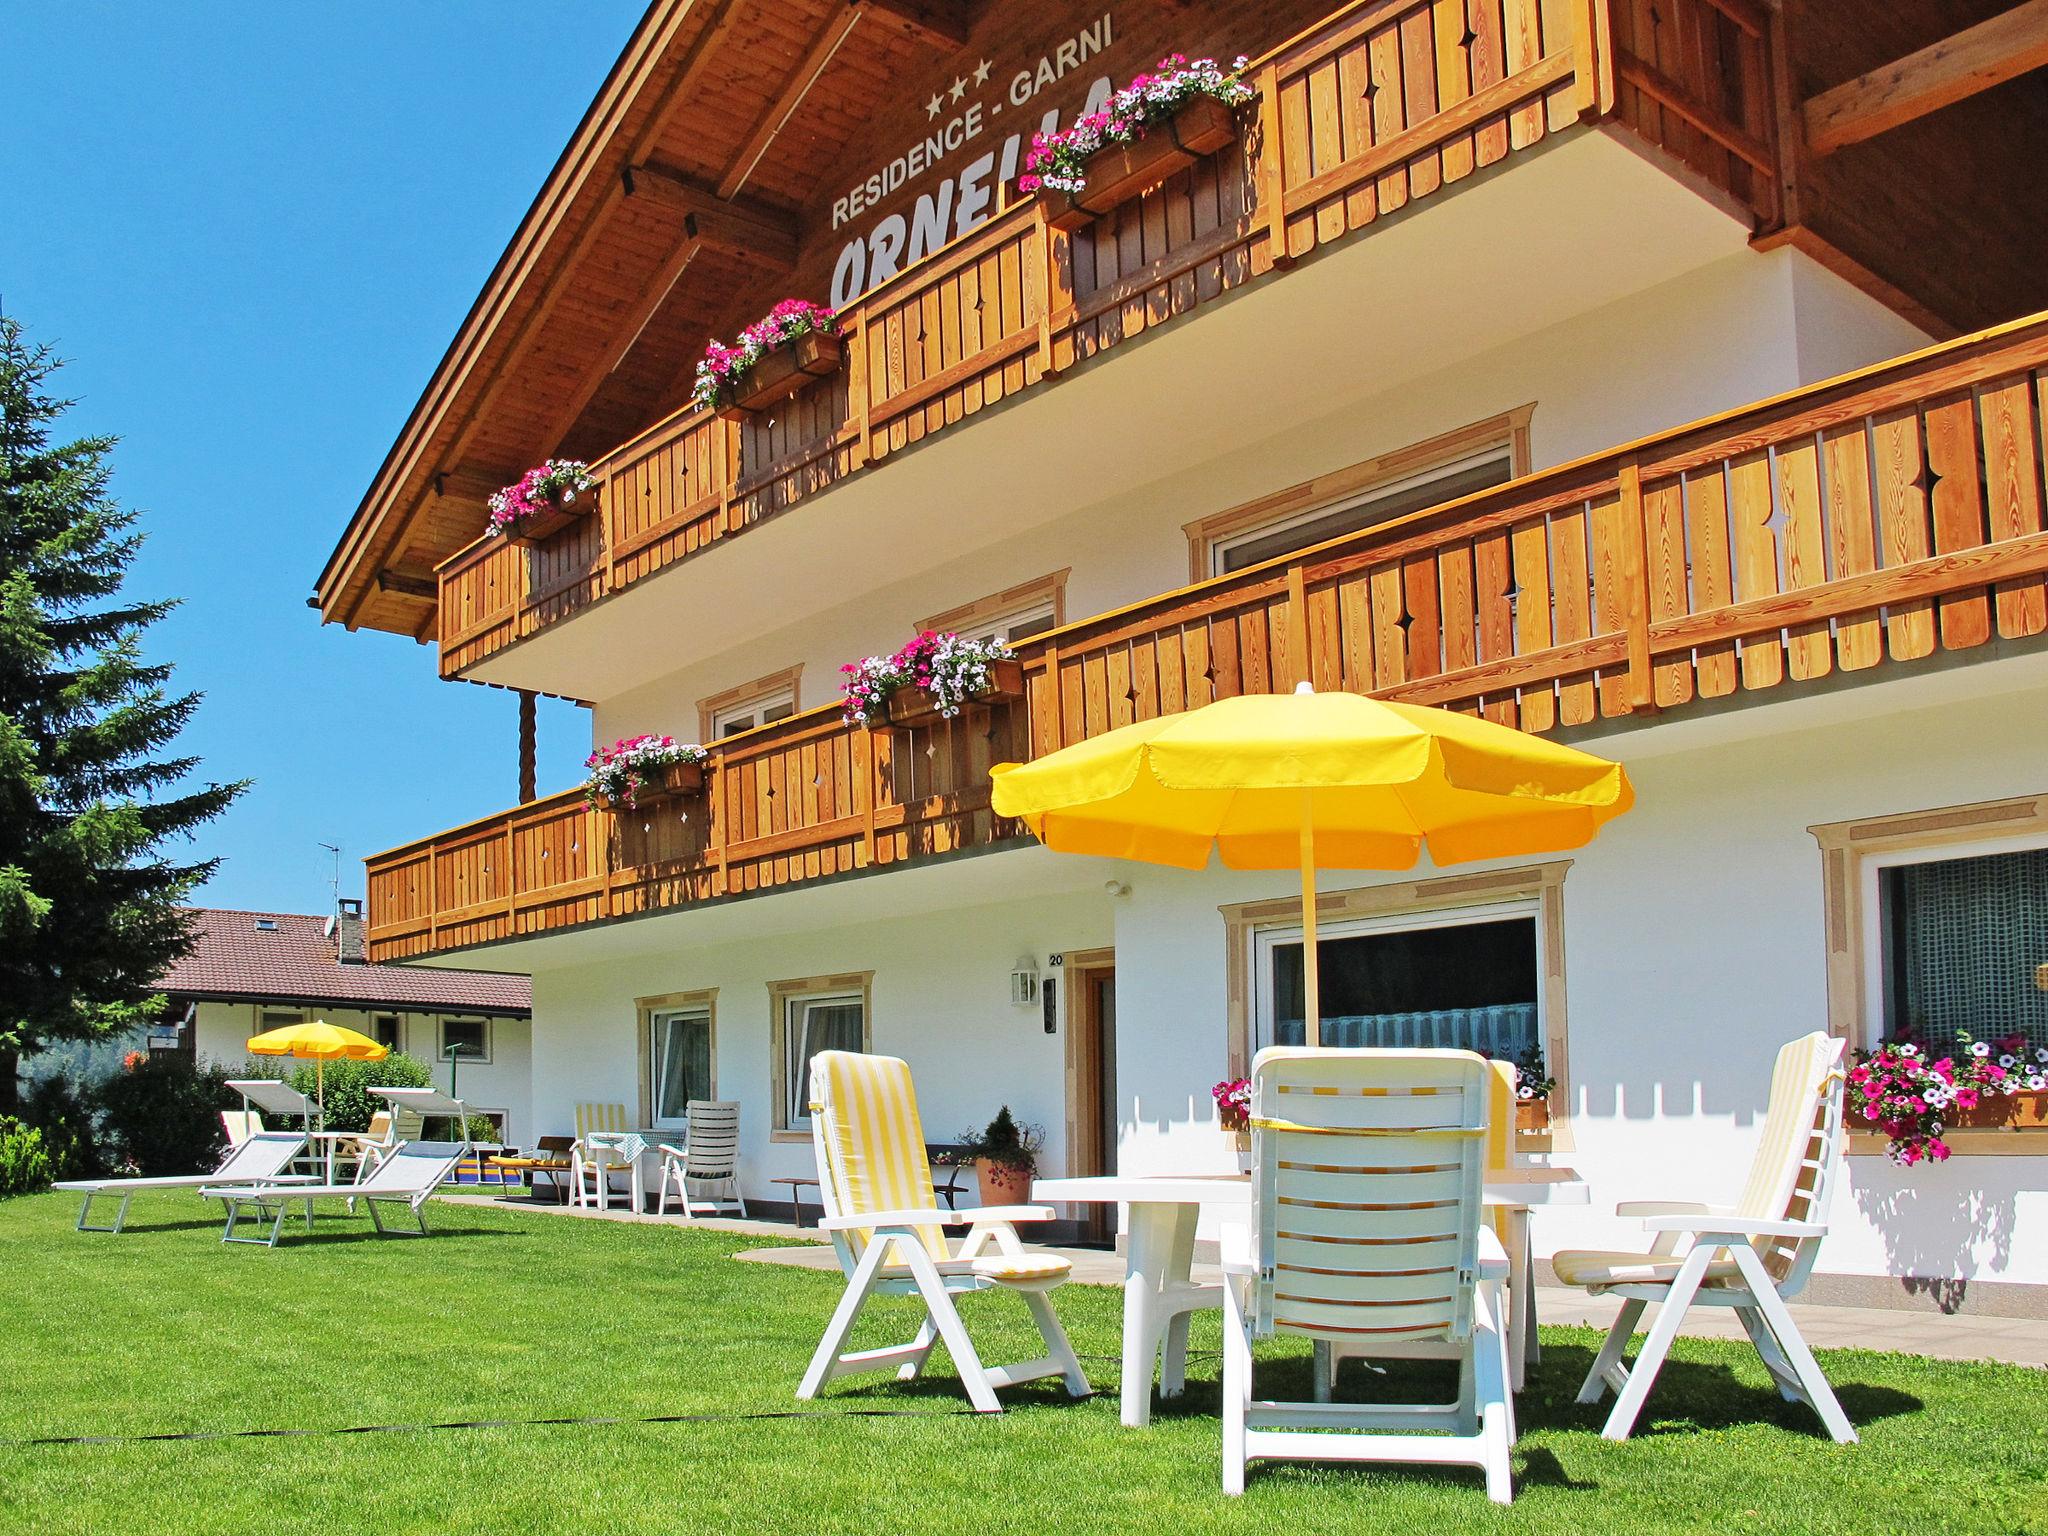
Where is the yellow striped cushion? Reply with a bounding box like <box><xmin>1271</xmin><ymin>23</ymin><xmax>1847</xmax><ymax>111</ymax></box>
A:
<box><xmin>1484</xmin><ymin>1059</ymin><xmax>1517</xmax><ymax>1241</ymax></box>
<box><xmin>812</xmin><ymin>1052</ymin><xmax>947</xmax><ymax>1263</ymax></box>
<box><xmin>576</xmin><ymin>1102</ymin><xmax>630</xmax><ymax>1139</ymax></box>
<box><xmin>1552</xmin><ymin>1248</ymin><xmax>1744</xmax><ymax>1288</ymax></box>
<box><xmin>970</xmin><ymin>1254</ymin><xmax>1071</xmax><ymax>1285</ymax></box>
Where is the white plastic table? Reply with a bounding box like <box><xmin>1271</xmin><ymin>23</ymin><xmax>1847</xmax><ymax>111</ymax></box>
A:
<box><xmin>1033</xmin><ymin>1167</ymin><xmax>1587</xmax><ymax>1425</ymax></box>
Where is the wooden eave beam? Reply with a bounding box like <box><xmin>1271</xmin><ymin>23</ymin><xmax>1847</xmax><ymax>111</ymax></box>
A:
<box><xmin>715</xmin><ymin>4</ymin><xmax>865</xmax><ymax>200</ymax></box>
<box><xmin>1803</xmin><ymin>0</ymin><xmax>2048</xmax><ymax>155</ymax></box>
<box><xmin>376</xmin><ymin>567</ymin><xmax>439</xmax><ymax>600</ymax></box>
<box><xmin>627</xmin><ymin>165</ymin><xmax>799</xmax><ymax>268</ymax></box>
<box><xmin>852</xmin><ymin>0</ymin><xmax>971</xmax><ymax>50</ymax></box>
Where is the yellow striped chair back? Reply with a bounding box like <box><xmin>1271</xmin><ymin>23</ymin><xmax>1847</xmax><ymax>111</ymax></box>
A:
<box><xmin>220</xmin><ymin>1110</ymin><xmax>264</xmax><ymax>1147</ymax></box>
<box><xmin>1483</xmin><ymin>1059</ymin><xmax>1517</xmax><ymax>1241</ymax></box>
<box><xmin>808</xmin><ymin>1052</ymin><xmax>947</xmax><ymax>1264</ymax></box>
<box><xmin>1732</xmin><ymin>1032</ymin><xmax>1847</xmax><ymax>1284</ymax></box>
<box><xmin>575</xmin><ymin>1102</ymin><xmax>631</xmax><ymax>1140</ymax></box>
<box><xmin>1251</xmin><ymin>1047</ymin><xmax>1491</xmax><ymax>1346</ymax></box>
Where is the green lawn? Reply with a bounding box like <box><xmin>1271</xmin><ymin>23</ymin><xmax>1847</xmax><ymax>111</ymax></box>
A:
<box><xmin>3</xmin><ymin>1191</ymin><xmax>2042</xmax><ymax>1536</ymax></box>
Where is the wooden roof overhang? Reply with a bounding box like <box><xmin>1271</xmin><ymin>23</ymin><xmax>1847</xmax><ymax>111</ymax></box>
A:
<box><xmin>315</xmin><ymin>0</ymin><xmax>984</xmax><ymax>639</ymax></box>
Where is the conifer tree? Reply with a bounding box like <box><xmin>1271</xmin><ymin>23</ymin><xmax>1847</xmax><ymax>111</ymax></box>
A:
<box><xmin>0</xmin><ymin>316</ymin><xmax>245</xmax><ymax>1109</ymax></box>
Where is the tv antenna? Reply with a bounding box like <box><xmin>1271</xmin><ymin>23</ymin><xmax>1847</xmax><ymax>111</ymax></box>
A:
<box><xmin>317</xmin><ymin>841</ymin><xmax>341</xmax><ymax>910</ymax></box>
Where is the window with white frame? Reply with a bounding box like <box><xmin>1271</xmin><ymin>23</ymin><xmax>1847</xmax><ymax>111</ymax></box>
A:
<box><xmin>1253</xmin><ymin>900</ymin><xmax>1542</xmax><ymax>1059</ymax></box>
<box><xmin>648</xmin><ymin>1005</ymin><xmax>715</xmax><ymax>1129</ymax></box>
<box><xmin>953</xmin><ymin>596</ymin><xmax>1058</xmax><ymax>647</ymax></box>
<box><xmin>1210</xmin><ymin>449</ymin><xmax>1514</xmax><ymax>576</ymax></box>
<box><xmin>439</xmin><ymin>1016</ymin><xmax>491</xmax><ymax>1064</ymax></box>
<box><xmin>709</xmin><ymin>686</ymin><xmax>797</xmax><ymax>739</ymax></box>
<box><xmin>775</xmin><ymin>986</ymin><xmax>868</xmax><ymax>1130</ymax></box>
<box><xmin>1864</xmin><ymin>838</ymin><xmax>2048</xmax><ymax>1062</ymax></box>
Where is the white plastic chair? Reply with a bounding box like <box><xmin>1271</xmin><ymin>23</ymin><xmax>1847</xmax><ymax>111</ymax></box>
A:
<box><xmin>571</xmin><ymin>1101</ymin><xmax>636</xmax><ymax>1210</ymax></box>
<box><xmin>655</xmin><ymin>1100</ymin><xmax>746</xmax><ymax>1218</ymax></box>
<box><xmin>220</xmin><ymin>1109</ymin><xmax>264</xmax><ymax>1148</ymax></box>
<box><xmin>1222</xmin><ymin>1048</ymin><xmax>1514</xmax><ymax>1502</ymax></box>
<box><xmin>797</xmin><ymin>1051</ymin><xmax>1088</xmax><ymax>1413</ymax></box>
<box><xmin>1556</xmin><ymin>1031</ymin><xmax>1854</xmax><ymax>1442</ymax></box>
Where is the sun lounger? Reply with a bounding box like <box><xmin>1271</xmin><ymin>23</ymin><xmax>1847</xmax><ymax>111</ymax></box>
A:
<box><xmin>202</xmin><ymin>1140</ymin><xmax>469</xmax><ymax>1247</ymax></box>
<box><xmin>55</xmin><ymin>1131</ymin><xmax>312</xmax><ymax>1234</ymax></box>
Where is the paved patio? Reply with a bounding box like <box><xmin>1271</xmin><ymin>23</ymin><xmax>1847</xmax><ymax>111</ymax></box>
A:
<box><xmin>441</xmin><ymin>1192</ymin><xmax>2048</xmax><ymax>1370</ymax></box>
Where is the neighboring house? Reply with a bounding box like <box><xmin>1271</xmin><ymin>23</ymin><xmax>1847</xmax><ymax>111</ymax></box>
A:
<box><xmin>167</xmin><ymin>903</ymin><xmax>534</xmax><ymax>1145</ymax></box>
<box><xmin>315</xmin><ymin>2</ymin><xmax>2048</xmax><ymax>1312</ymax></box>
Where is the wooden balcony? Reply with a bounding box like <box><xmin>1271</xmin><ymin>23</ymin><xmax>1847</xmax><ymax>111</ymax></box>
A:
<box><xmin>370</xmin><ymin>312</ymin><xmax>2048</xmax><ymax>961</ymax></box>
<box><xmin>433</xmin><ymin>0</ymin><xmax>1784</xmax><ymax>682</ymax></box>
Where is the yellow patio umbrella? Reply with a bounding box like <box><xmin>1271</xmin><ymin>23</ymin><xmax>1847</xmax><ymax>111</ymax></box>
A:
<box><xmin>989</xmin><ymin>683</ymin><xmax>1633</xmax><ymax>1045</ymax></box>
<box><xmin>246</xmin><ymin>1020</ymin><xmax>389</xmax><ymax>1124</ymax></box>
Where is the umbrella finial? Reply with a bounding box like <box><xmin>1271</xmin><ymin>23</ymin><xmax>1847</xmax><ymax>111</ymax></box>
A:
<box><xmin>1294</xmin><ymin>680</ymin><xmax>1315</xmax><ymax>695</ymax></box>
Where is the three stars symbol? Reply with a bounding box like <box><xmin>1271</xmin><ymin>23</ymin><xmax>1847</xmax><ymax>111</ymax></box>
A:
<box><xmin>926</xmin><ymin>60</ymin><xmax>994</xmax><ymax>118</ymax></box>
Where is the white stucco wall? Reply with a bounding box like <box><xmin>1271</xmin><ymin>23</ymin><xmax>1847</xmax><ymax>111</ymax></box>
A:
<box><xmin>528</xmin><ymin>886</ymin><xmax>1114</xmax><ymax>1198</ymax></box>
<box><xmin>593</xmin><ymin>243</ymin><xmax>1927</xmax><ymax>749</ymax></box>
<box><xmin>192</xmin><ymin>1002</ymin><xmax>534</xmax><ymax>1145</ymax></box>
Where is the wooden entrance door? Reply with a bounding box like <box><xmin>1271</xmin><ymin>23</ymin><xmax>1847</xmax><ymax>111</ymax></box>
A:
<box><xmin>1064</xmin><ymin>953</ymin><xmax>1117</xmax><ymax>1244</ymax></box>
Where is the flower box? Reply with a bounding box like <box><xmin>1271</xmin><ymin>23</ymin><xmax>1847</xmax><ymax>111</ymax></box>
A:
<box><xmin>1044</xmin><ymin>95</ymin><xmax>1244</xmax><ymax>233</ymax></box>
<box><xmin>715</xmin><ymin>330</ymin><xmax>844</xmax><ymax>421</ymax></box>
<box><xmin>1949</xmin><ymin>1089</ymin><xmax>2048</xmax><ymax>1129</ymax></box>
<box><xmin>884</xmin><ymin>657</ymin><xmax>1025</xmax><ymax>728</ymax></box>
<box><xmin>598</xmin><ymin>758</ymin><xmax>704</xmax><ymax>814</ymax></box>
<box><xmin>503</xmin><ymin>497</ymin><xmax>588</xmax><ymax>546</ymax></box>
<box><xmin>1515</xmin><ymin>1096</ymin><xmax>1551</xmax><ymax>1135</ymax></box>
<box><xmin>489</xmin><ymin>460</ymin><xmax>599</xmax><ymax>545</ymax></box>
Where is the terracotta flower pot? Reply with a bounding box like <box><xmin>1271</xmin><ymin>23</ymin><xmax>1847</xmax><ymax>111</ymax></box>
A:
<box><xmin>974</xmin><ymin>1157</ymin><xmax>1033</xmax><ymax>1205</ymax></box>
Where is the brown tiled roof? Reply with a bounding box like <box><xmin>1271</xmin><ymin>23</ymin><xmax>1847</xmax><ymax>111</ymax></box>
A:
<box><xmin>162</xmin><ymin>908</ymin><xmax>530</xmax><ymax>1016</ymax></box>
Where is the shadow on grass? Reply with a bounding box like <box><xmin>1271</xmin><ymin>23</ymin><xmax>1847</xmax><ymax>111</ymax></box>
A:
<box><xmin>236</xmin><ymin>1223</ymin><xmax>528</xmax><ymax>1249</ymax></box>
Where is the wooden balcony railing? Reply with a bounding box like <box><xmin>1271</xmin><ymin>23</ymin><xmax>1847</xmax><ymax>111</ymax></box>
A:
<box><xmin>433</xmin><ymin>0</ymin><xmax>1782</xmax><ymax>681</ymax></box>
<box><xmin>370</xmin><ymin>312</ymin><xmax>2048</xmax><ymax>961</ymax></box>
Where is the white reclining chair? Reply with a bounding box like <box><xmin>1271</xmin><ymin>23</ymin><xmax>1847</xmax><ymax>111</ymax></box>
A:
<box><xmin>57</xmin><ymin>1131</ymin><xmax>311</xmax><ymax>1234</ymax></box>
<box><xmin>571</xmin><ymin>1100</ymin><xmax>638</xmax><ymax>1210</ymax></box>
<box><xmin>797</xmin><ymin>1051</ymin><xmax>1088</xmax><ymax>1413</ymax></box>
<box><xmin>203</xmin><ymin>1140</ymin><xmax>470</xmax><ymax>1247</ymax></box>
<box><xmin>1556</xmin><ymin>1031</ymin><xmax>1854</xmax><ymax>1443</ymax></box>
<box><xmin>1223</xmin><ymin>1048</ymin><xmax>1514</xmax><ymax>1502</ymax></box>
<box><xmin>655</xmin><ymin>1099</ymin><xmax>746</xmax><ymax>1218</ymax></box>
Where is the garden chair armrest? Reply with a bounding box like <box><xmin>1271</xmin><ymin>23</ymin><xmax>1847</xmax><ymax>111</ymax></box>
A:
<box><xmin>1615</xmin><ymin>1200</ymin><xmax>1724</xmax><ymax>1218</ymax></box>
<box><xmin>1639</xmin><ymin>1214</ymin><xmax>1828</xmax><ymax>1239</ymax></box>
<box><xmin>1218</xmin><ymin>1222</ymin><xmax>1258</xmax><ymax>1277</ymax></box>
<box><xmin>962</xmin><ymin>1204</ymin><xmax>1056</xmax><ymax>1227</ymax></box>
<box><xmin>654</xmin><ymin>1143</ymin><xmax>687</xmax><ymax>1159</ymax></box>
<box><xmin>1476</xmin><ymin>1224</ymin><xmax>1509</xmax><ymax>1279</ymax></box>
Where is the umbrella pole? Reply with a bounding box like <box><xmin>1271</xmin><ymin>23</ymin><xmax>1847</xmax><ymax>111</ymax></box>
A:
<box><xmin>1299</xmin><ymin>801</ymin><xmax>1321</xmax><ymax>1049</ymax></box>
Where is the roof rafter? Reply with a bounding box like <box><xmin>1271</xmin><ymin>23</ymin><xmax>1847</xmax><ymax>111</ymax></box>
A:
<box><xmin>853</xmin><ymin>0</ymin><xmax>972</xmax><ymax>51</ymax></box>
<box><xmin>715</xmin><ymin>3</ymin><xmax>866</xmax><ymax>200</ymax></box>
<box><xmin>1804</xmin><ymin>0</ymin><xmax>2048</xmax><ymax>155</ymax></box>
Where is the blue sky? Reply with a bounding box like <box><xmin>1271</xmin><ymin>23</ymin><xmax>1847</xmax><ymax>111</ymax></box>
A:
<box><xmin>4</xmin><ymin>4</ymin><xmax>642</xmax><ymax>914</ymax></box>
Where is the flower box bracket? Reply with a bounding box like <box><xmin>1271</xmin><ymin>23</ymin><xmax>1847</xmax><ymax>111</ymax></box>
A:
<box><xmin>597</xmin><ymin>759</ymin><xmax>706</xmax><ymax>815</ymax></box>
<box><xmin>1045</xmin><ymin>95</ymin><xmax>1248</xmax><ymax>234</ymax></box>
<box><xmin>715</xmin><ymin>331</ymin><xmax>846</xmax><ymax>421</ymax></box>
<box><xmin>883</xmin><ymin>658</ymin><xmax>1026</xmax><ymax>730</ymax></box>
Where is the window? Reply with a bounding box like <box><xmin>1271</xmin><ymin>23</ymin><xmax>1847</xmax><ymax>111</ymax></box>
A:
<box><xmin>1812</xmin><ymin>798</ymin><xmax>2048</xmax><ymax>1152</ymax></box>
<box><xmin>698</xmin><ymin>665</ymin><xmax>803</xmax><ymax>742</ymax></box>
<box><xmin>647</xmin><ymin>1005</ymin><xmax>715</xmax><ymax>1128</ymax></box>
<box><xmin>770</xmin><ymin>975</ymin><xmax>871</xmax><ymax>1133</ymax></box>
<box><xmin>1212</xmin><ymin>450</ymin><xmax>1513</xmax><ymax>575</ymax></box>
<box><xmin>439</xmin><ymin>1017</ymin><xmax>491</xmax><ymax>1064</ymax></box>
<box><xmin>370</xmin><ymin>1014</ymin><xmax>403</xmax><ymax>1052</ymax></box>
<box><xmin>1223</xmin><ymin>862</ymin><xmax>1573</xmax><ymax>1145</ymax></box>
<box><xmin>1184</xmin><ymin>408</ymin><xmax>1533</xmax><ymax>581</ymax></box>
<box><xmin>920</xmin><ymin>571</ymin><xmax>1068</xmax><ymax>647</ymax></box>
<box><xmin>1876</xmin><ymin>846</ymin><xmax>2048</xmax><ymax>1057</ymax></box>
<box><xmin>1253</xmin><ymin>901</ymin><xmax>1541</xmax><ymax>1056</ymax></box>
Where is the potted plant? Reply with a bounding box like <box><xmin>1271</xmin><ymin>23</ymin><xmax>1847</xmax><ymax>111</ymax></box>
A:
<box><xmin>691</xmin><ymin>299</ymin><xmax>843</xmax><ymax>420</ymax></box>
<box><xmin>1512</xmin><ymin>1041</ymin><xmax>1555</xmax><ymax>1134</ymax></box>
<box><xmin>839</xmin><ymin>631</ymin><xmax>1024</xmax><ymax>729</ymax></box>
<box><xmin>1020</xmin><ymin>55</ymin><xmax>1256</xmax><ymax>234</ymax></box>
<box><xmin>584</xmin><ymin>734</ymin><xmax>709</xmax><ymax>813</ymax></box>
<box><xmin>956</xmin><ymin>1105</ymin><xmax>1044</xmax><ymax>1205</ymax></box>
<box><xmin>487</xmin><ymin>459</ymin><xmax>598</xmax><ymax>544</ymax></box>
<box><xmin>1848</xmin><ymin>1030</ymin><xmax>2048</xmax><ymax>1164</ymax></box>
<box><xmin>1213</xmin><ymin>1076</ymin><xmax>1252</xmax><ymax>1172</ymax></box>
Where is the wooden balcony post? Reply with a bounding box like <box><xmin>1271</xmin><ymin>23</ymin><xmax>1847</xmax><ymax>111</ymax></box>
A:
<box><xmin>714</xmin><ymin>414</ymin><xmax>737</xmax><ymax>535</ymax></box>
<box><xmin>1617</xmin><ymin>457</ymin><xmax>1657</xmax><ymax>711</ymax></box>
<box><xmin>713</xmin><ymin>756</ymin><xmax>731</xmax><ymax>896</ymax></box>
<box><xmin>1040</xmin><ymin>644</ymin><xmax>1064</xmax><ymax>754</ymax></box>
<box><xmin>1285</xmin><ymin>564</ymin><xmax>1311</xmax><ymax>690</ymax></box>
<box><xmin>1257</xmin><ymin>62</ymin><xmax>1291</xmax><ymax>267</ymax></box>
<box><xmin>847</xmin><ymin>311</ymin><xmax>871</xmax><ymax>468</ymax></box>
<box><xmin>517</xmin><ymin>689</ymin><xmax>538</xmax><ymax>803</ymax></box>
